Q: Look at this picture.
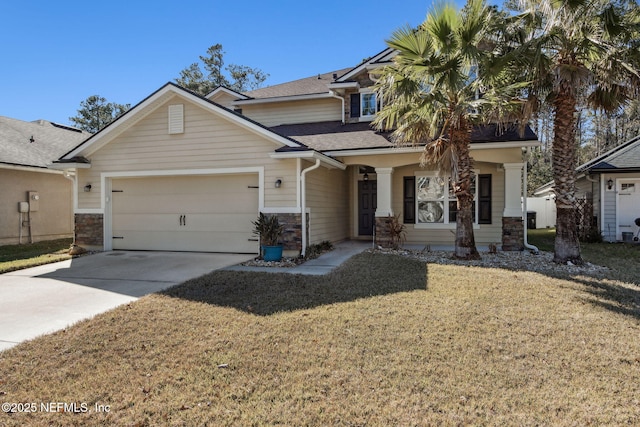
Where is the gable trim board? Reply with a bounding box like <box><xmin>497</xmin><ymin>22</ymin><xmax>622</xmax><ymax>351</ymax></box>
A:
<box><xmin>61</xmin><ymin>83</ymin><xmax>305</xmax><ymax>161</ymax></box>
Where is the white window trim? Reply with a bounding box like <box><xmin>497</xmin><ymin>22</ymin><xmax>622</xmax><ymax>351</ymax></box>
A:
<box><xmin>358</xmin><ymin>89</ymin><xmax>379</xmax><ymax>122</ymax></box>
<box><xmin>414</xmin><ymin>170</ymin><xmax>480</xmax><ymax>229</ymax></box>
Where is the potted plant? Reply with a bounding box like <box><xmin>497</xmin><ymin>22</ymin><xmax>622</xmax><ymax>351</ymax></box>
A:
<box><xmin>252</xmin><ymin>213</ymin><xmax>284</xmax><ymax>261</ymax></box>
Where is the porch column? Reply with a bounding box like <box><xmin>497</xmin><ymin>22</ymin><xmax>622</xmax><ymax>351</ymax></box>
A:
<box><xmin>374</xmin><ymin>167</ymin><xmax>394</xmax><ymax>217</ymax></box>
<box><xmin>503</xmin><ymin>163</ymin><xmax>524</xmax><ymax>217</ymax></box>
<box><xmin>502</xmin><ymin>163</ymin><xmax>524</xmax><ymax>251</ymax></box>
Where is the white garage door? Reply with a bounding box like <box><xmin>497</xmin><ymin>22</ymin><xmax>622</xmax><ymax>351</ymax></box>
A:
<box><xmin>111</xmin><ymin>174</ymin><xmax>259</xmax><ymax>253</ymax></box>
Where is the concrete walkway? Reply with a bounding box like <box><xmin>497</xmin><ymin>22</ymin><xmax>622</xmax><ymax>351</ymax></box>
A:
<box><xmin>224</xmin><ymin>240</ymin><xmax>373</xmax><ymax>275</ymax></box>
<box><xmin>0</xmin><ymin>251</ymin><xmax>253</xmax><ymax>351</ymax></box>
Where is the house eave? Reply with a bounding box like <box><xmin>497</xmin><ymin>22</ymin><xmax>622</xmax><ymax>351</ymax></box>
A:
<box><xmin>270</xmin><ymin>150</ymin><xmax>346</xmax><ymax>170</ymax></box>
<box><xmin>322</xmin><ymin>140</ymin><xmax>540</xmax><ymax>157</ymax></box>
<box><xmin>584</xmin><ymin>167</ymin><xmax>640</xmax><ymax>174</ymax></box>
<box><xmin>232</xmin><ymin>92</ymin><xmax>333</xmax><ymax>106</ymax></box>
<box><xmin>0</xmin><ymin>162</ymin><xmax>64</xmax><ymax>174</ymax></box>
<box><xmin>327</xmin><ymin>82</ymin><xmax>359</xmax><ymax>90</ymax></box>
<box><xmin>49</xmin><ymin>161</ymin><xmax>92</xmax><ymax>171</ymax></box>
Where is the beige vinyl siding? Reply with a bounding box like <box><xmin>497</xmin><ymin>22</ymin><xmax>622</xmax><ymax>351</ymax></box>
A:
<box><xmin>241</xmin><ymin>98</ymin><xmax>342</xmax><ymax>127</ymax></box>
<box><xmin>264</xmin><ymin>158</ymin><xmax>298</xmax><ymax>208</ymax></box>
<box><xmin>207</xmin><ymin>92</ymin><xmax>239</xmax><ymax>110</ymax></box>
<box><xmin>391</xmin><ymin>163</ymin><xmax>505</xmax><ymax>246</ymax></box>
<box><xmin>0</xmin><ymin>168</ymin><xmax>73</xmax><ymax>245</ymax></box>
<box><xmin>305</xmin><ymin>164</ymin><xmax>350</xmax><ymax>244</ymax></box>
<box><xmin>77</xmin><ymin>96</ymin><xmax>298</xmax><ymax>210</ymax></box>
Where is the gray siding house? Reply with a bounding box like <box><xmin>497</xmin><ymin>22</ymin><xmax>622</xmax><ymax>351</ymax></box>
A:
<box><xmin>535</xmin><ymin>135</ymin><xmax>640</xmax><ymax>242</ymax></box>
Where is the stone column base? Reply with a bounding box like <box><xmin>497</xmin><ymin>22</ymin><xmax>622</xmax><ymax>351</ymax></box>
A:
<box><xmin>502</xmin><ymin>217</ymin><xmax>524</xmax><ymax>251</ymax></box>
<box><xmin>272</xmin><ymin>213</ymin><xmax>302</xmax><ymax>255</ymax></box>
<box><xmin>75</xmin><ymin>213</ymin><xmax>104</xmax><ymax>250</ymax></box>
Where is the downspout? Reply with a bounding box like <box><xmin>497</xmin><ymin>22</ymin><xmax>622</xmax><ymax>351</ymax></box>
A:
<box><xmin>329</xmin><ymin>91</ymin><xmax>345</xmax><ymax>124</ymax></box>
<box><xmin>300</xmin><ymin>158</ymin><xmax>321</xmax><ymax>257</ymax></box>
<box><xmin>522</xmin><ymin>148</ymin><xmax>539</xmax><ymax>254</ymax></box>
<box><xmin>62</xmin><ymin>169</ymin><xmax>77</xmax><ymax>244</ymax></box>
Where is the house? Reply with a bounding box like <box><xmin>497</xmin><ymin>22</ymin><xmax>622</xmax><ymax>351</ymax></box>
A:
<box><xmin>53</xmin><ymin>48</ymin><xmax>539</xmax><ymax>255</ymax></box>
<box><xmin>0</xmin><ymin>116</ymin><xmax>91</xmax><ymax>245</ymax></box>
<box><xmin>534</xmin><ymin>135</ymin><xmax>640</xmax><ymax>242</ymax></box>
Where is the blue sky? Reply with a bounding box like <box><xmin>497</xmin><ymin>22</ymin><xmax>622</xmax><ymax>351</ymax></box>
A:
<box><xmin>0</xmin><ymin>0</ymin><xmax>468</xmax><ymax>126</ymax></box>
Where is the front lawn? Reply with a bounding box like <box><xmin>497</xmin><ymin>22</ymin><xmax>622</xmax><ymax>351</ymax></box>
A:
<box><xmin>1</xmin><ymin>251</ymin><xmax>639</xmax><ymax>426</ymax></box>
<box><xmin>0</xmin><ymin>238</ymin><xmax>72</xmax><ymax>273</ymax></box>
<box><xmin>528</xmin><ymin>228</ymin><xmax>640</xmax><ymax>284</ymax></box>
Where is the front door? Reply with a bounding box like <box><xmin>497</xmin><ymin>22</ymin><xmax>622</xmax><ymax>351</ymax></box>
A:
<box><xmin>358</xmin><ymin>180</ymin><xmax>377</xmax><ymax>235</ymax></box>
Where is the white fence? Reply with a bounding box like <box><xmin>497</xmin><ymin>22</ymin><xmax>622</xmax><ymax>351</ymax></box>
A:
<box><xmin>526</xmin><ymin>197</ymin><xmax>557</xmax><ymax>229</ymax></box>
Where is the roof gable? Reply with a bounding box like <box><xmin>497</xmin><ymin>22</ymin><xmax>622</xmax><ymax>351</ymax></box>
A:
<box><xmin>60</xmin><ymin>83</ymin><xmax>306</xmax><ymax>161</ymax></box>
<box><xmin>578</xmin><ymin>134</ymin><xmax>640</xmax><ymax>172</ymax></box>
<box><xmin>334</xmin><ymin>48</ymin><xmax>396</xmax><ymax>83</ymax></box>
<box><xmin>205</xmin><ymin>86</ymin><xmax>249</xmax><ymax>102</ymax></box>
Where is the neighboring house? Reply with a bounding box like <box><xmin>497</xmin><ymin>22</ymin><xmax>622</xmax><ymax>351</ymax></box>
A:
<box><xmin>0</xmin><ymin>116</ymin><xmax>91</xmax><ymax>245</ymax></box>
<box><xmin>53</xmin><ymin>48</ymin><xmax>539</xmax><ymax>255</ymax></box>
<box><xmin>534</xmin><ymin>135</ymin><xmax>640</xmax><ymax>242</ymax></box>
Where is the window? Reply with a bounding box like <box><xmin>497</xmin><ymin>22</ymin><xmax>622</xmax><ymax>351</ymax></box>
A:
<box><xmin>417</xmin><ymin>176</ymin><xmax>447</xmax><ymax>223</ymax></box>
<box><xmin>350</xmin><ymin>91</ymin><xmax>379</xmax><ymax>121</ymax></box>
<box><xmin>361</xmin><ymin>93</ymin><xmax>377</xmax><ymax>117</ymax></box>
<box><xmin>621</xmin><ymin>183</ymin><xmax>636</xmax><ymax>192</ymax></box>
<box><xmin>404</xmin><ymin>172</ymin><xmax>491</xmax><ymax>228</ymax></box>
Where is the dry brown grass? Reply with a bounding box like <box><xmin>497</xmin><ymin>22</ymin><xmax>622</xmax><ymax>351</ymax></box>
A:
<box><xmin>1</xmin><ymin>251</ymin><xmax>639</xmax><ymax>426</ymax></box>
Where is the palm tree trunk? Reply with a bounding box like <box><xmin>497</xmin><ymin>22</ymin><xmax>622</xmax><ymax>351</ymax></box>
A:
<box><xmin>552</xmin><ymin>77</ymin><xmax>583</xmax><ymax>264</ymax></box>
<box><xmin>452</xmin><ymin>124</ymin><xmax>481</xmax><ymax>260</ymax></box>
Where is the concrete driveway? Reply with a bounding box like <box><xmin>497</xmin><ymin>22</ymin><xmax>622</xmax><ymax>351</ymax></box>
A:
<box><xmin>0</xmin><ymin>251</ymin><xmax>253</xmax><ymax>351</ymax></box>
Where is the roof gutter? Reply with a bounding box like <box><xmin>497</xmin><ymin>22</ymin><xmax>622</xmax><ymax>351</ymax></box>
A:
<box><xmin>322</xmin><ymin>140</ymin><xmax>540</xmax><ymax>157</ymax></box>
<box><xmin>270</xmin><ymin>150</ymin><xmax>345</xmax><ymax>170</ymax></box>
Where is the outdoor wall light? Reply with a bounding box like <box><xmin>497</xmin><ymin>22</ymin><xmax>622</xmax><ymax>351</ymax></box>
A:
<box><xmin>275</xmin><ymin>179</ymin><xmax>282</xmax><ymax>188</ymax></box>
<box><xmin>363</xmin><ymin>173</ymin><xmax>369</xmax><ymax>182</ymax></box>
<box><xmin>84</xmin><ymin>184</ymin><xmax>92</xmax><ymax>192</ymax></box>
<box><xmin>607</xmin><ymin>178</ymin><xmax>613</xmax><ymax>190</ymax></box>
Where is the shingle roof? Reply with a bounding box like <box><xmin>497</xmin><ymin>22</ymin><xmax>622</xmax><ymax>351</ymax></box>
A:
<box><xmin>272</xmin><ymin>121</ymin><xmax>392</xmax><ymax>151</ymax></box>
<box><xmin>580</xmin><ymin>135</ymin><xmax>640</xmax><ymax>172</ymax></box>
<box><xmin>272</xmin><ymin>122</ymin><xmax>538</xmax><ymax>152</ymax></box>
<box><xmin>242</xmin><ymin>68</ymin><xmax>352</xmax><ymax>100</ymax></box>
<box><xmin>0</xmin><ymin>116</ymin><xmax>91</xmax><ymax>168</ymax></box>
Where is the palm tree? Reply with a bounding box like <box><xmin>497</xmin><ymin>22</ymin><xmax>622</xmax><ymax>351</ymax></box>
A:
<box><xmin>373</xmin><ymin>0</ymin><xmax>523</xmax><ymax>260</ymax></box>
<box><xmin>511</xmin><ymin>0</ymin><xmax>640</xmax><ymax>264</ymax></box>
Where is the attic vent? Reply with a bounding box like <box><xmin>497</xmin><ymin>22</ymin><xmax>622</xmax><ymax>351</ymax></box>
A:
<box><xmin>168</xmin><ymin>104</ymin><xmax>184</xmax><ymax>134</ymax></box>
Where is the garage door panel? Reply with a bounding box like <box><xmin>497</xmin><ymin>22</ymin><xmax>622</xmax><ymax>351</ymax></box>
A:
<box><xmin>111</xmin><ymin>174</ymin><xmax>259</xmax><ymax>253</ymax></box>
<box><xmin>113</xmin><ymin>213</ymin><xmax>183</xmax><ymax>232</ymax></box>
<box><xmin>115</xmin><ymin>230</ymin><xmax>257</xmax><ymax>253</ymax></box>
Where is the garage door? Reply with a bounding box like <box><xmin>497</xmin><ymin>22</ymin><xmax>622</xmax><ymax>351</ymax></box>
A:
<box><xmin>111</xmin><ymin>174</ymin><xmax>259</xmax><ymax>253</ymax></box>
<box><xmin>618</xmin><ymin>179</ymin><xmax>640</xmax><ymax>241</ymax></box>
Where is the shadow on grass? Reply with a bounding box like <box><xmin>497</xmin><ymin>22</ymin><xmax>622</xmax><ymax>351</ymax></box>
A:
<box><xmin>161</xmin><ymin>251</ymin><xmax>427</xmax><ymax>316</ymax></box>
<box><xmin>528</xmin><ymin>229</ymin><xmax>640</xmax><ymax>319</ymax></box>
<box><xmin>558</xmin><ymin>274</ymin><xmax>640</xmax><ymax>320</ymax></box>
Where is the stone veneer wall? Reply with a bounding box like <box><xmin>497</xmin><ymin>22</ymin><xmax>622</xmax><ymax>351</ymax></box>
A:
<box><xmin>502</xmin><ymin>217</ymin><xmax>524</xmax><ymax>251</ymax></box>
<box><xmin>374</xmin><ymin>217</ymin><xmax>393</xmax><ymax>248</ymax></box>
<box><xmin>75</xmin><ymin>213</ymin><xmax>103</xmax><ymax>248</ymax></box>
<box><xmin>273</xmin><ymin>213</ymin><xmax>302</xmax><ymax>252</ymax></box>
